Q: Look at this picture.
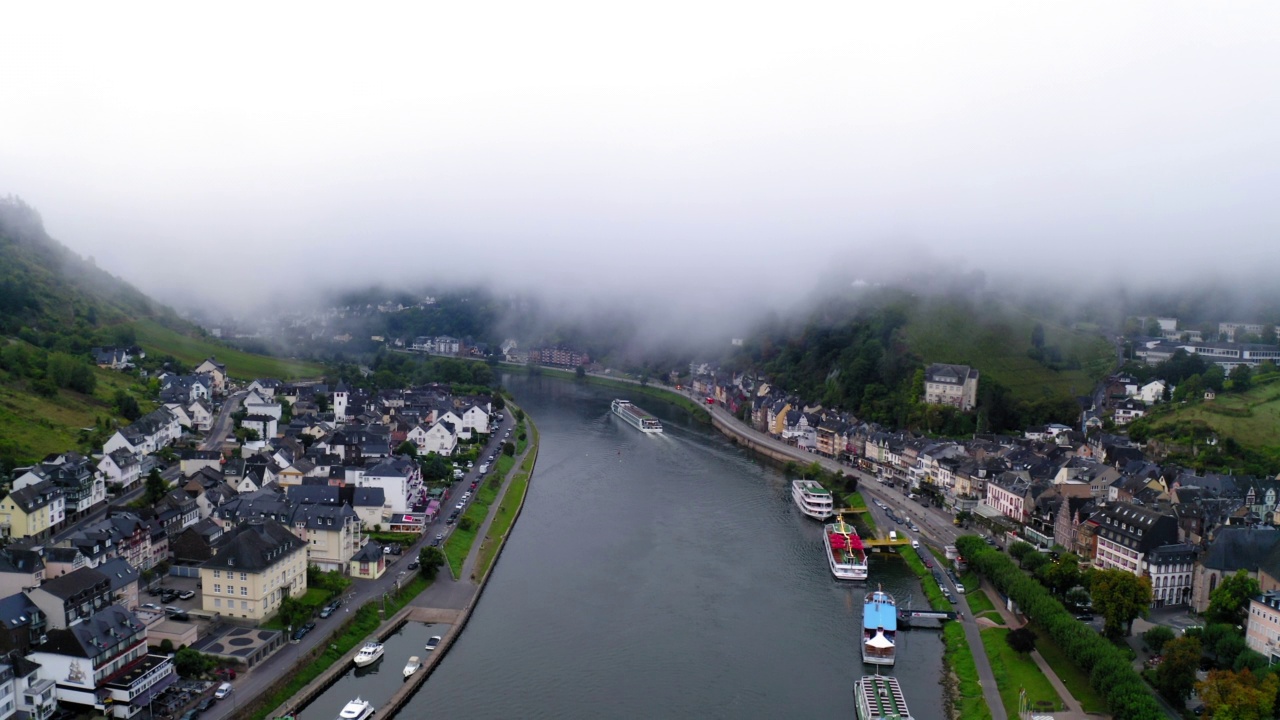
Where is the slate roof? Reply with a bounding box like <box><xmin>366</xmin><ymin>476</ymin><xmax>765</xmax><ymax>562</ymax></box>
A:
<box><xmin>7</xmin><ymin>480</ymin><xmax>63</xmax><ymax>514</ymax></box>
<box><xmin>38</xmin><ymin>567</ymin><xmax>109</xmax><ymax>600</ymax></box>
<box><xmin>1200</xmin><ymin>527</ymin><xmax>1280</xmax><ymax>571</ymax></box>
<box><xmin>42</xmin><ymin>605</ymin><xmax>144</xmax><ymax>659</ymax></box>
<box><xmin>200</xmin><ymin>520</ymin><xmax>305</xmax><ymax>573</ymax></box>
<box><xmin>96</xmin><ymin>558</ymin><xmax>140</xmax><ymax>593</ymax></box>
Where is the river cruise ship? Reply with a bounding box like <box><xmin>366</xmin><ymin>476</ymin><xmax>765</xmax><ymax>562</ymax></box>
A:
<box><xmin>611</xmin><ymin>399</ymin><xmax>663</xmax><ymax>433</ymax></box>
<box><xmin>824</xmin><ymin>515</ymin><xmax>869</xmax><ymax>580</ymax></box>
<box><xmin>791</xmin><ymin>479</ymin><xmax>834</xmax><ymax>520</ymax></box>
<box><xmin>854</xmin><ymin>674</ymin><xmax>914</xmax><ymax>720</ymax></box>
<box><xmin>862</xmin><ymin>588</ymin><xmax>897</xmax><ymax>665</ymax></box>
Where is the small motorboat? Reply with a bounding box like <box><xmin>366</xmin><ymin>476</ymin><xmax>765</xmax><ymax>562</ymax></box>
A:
<box><xmin>353</xmin><ymin>641</ymin><xmax>384</xmax><ymax>668</ymax></box>
<box><xmin>425</xmin><ymin>635</ymin><xmax>441</xmax><ymax>651</ymax></box>
<box><xmin>336</xmin><ymin>698</ymin><xmax>374</xmax><ymax>720</ymax></box>
<box><xmin>403</xmin><ymin>655</ymin><xmax>422</xmax><ymax>678</ymax></box>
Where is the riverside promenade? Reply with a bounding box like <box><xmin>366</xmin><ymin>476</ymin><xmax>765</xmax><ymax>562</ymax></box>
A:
<box><xmin>243</xmin><ymin>417</ymin><xmax>538</xmax><ymax>720</ymax></box>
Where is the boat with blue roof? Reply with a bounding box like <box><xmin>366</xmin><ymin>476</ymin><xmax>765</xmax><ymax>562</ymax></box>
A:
<box><xmin>862</xmin><ymin>587</ymin><xmax>897</xmax><ymax>666</ymax></box>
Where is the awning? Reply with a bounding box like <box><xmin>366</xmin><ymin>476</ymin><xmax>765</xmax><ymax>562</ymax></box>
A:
<box><xmin>130</xmin><ymin>671</ymin><xmax>178</xmax><ymax>707</ymax></box>
<box><xmin>866</xmin><ymin>631</ymin><xmax>894</xmax><ymax>649</ymax></box>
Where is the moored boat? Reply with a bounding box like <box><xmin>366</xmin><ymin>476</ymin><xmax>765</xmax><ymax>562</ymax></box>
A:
<box><xmin>402</xmin><ymin>655</ymin><xmax>421</xmax><ymax>678</ymax></box>
<box><xmin>353</xmin><ymin>641</ymin><xmax>384</xmax><ymax>668</ymax></box>
<box><xmin>862</xmin><ymin>587</ymin><xmax>897</xmax><ymax>665</ymax></box>
<box><xmin>336</xmin><ymin>698</ymin><xmax>374</xmax><ymax>720</ymax></box>
<box><xmin>791</xmin><ymin>479</ymin><xmax>834</xmax><ymax>520</ymax></box>
<box><xmin>611</xmin><ymin>399</ymin><xmax>663</xmax><ymax>433</ymax></box>
<box><xmin>824</xmin><ymin>516</ymin><xmax>869</xmax><ymax>580</ymax></box>
<box><xmin>854</xmin><ymin>674</ymin><xmax>914</xmax><ymax>720</ymax></box>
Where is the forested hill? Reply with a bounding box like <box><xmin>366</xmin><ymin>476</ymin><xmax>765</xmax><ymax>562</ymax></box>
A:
<box><xmin>726</xmin><ymin>287</ymin><xmax>1116</xmax><ymax>436</ymax></box>
<box><xmin>0</xmin><ymin>197</ymin><xmax>187</xmax><ymax>340</ymax></box>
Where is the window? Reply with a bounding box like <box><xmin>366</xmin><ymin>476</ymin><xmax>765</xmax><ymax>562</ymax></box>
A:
<box><xmin>241</xmin><ymin>601</ymin><xmax>248</xmax><ymax>610</ymax></box>
<box><xmin>241</xmin><ymin>586</ymin><xmax>248</xmax><ymax>596</ymax></box>
<box><xmin>214</xmin><ymin>584</ymin><xmax>221</xmax><ymax>594</ymax></box>
<box><xmin>214</xmin><ymin>598</ymin><xmax>221</xmax><ymax>608</ymax></box>
<box><xmin>213</xmin><ymin>570</ymin><xmax>220</xmax><ymax>579</ymax></box>
<box><xmin>240</xmin><ymin>572</ymin><xmax>247</xmax><ymax>581</ymax></box>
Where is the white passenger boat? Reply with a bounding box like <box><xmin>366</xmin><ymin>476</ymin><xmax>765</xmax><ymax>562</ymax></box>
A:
<box><xmin>824</xmin><ymin>515</ymin><xmax>869</xmax><ymax>581</ymax></box>
<box><xmin>854</xmin><ymin>674</ymin><xmax>913</xmax><ymax>720</ymax></box>
<box><xmin>336</xmin><ymin>698</ymin><xmax>374</xmax><ymax>720</ymax></box>
<box><xmin>611</xmin><ymin>399</ymin><xmax>663</xmax><ymax>433</ymax></box>
<box><xmin>402</xmin><ymin>655</ymin><xmax>421</xmax><ymax>678</ymax></box>
<box><xmin>791</xmin><ymin>479</ymin><xmax>834</xmax><ymax>520</ymax></box>
<box><xmin>862</xmin><ymin>587</ymin><xmax>898</xmax><ymax>666</ymax></box>
<box><xmin>353</xmin><ymin>641</ymin><xmax>384</xmax><ymax>668</ymax></box>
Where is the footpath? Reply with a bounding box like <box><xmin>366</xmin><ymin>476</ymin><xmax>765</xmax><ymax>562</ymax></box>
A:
<box><xmin>242</xmin><ymin>416</ymin><xmax>537</xmax><ymax>720</ymax></box>
<box><xmin>981</xmin><ymin>581</ymin><xmax>1090</xmax><ymax>719</ymax></box>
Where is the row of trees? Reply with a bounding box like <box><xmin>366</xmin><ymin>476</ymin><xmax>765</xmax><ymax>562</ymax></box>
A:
<box><xmin>956</xmin><ymin>536</ymin><xmax>1163</xmax><ymax>720</ymax></box>
<box><xmin>0</xmin><ymin>342</ymin><xmax>97</xmax><ymax>396</ymax></box>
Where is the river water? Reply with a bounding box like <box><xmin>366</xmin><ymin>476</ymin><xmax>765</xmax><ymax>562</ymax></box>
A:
<box><xmin>404</xmin><ymin>375</ymin><xmax>946</xmax><ymax>719</ymax></box>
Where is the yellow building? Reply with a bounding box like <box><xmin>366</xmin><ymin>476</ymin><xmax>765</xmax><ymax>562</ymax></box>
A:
<box><xmin>0</xmin><ymin>479</ymin><xmax>65</xmax><ymax>540</ymax></box>
<box><xmin>199</xmin><ymin>519</ymin><xmax>307</xmax><ymax>623</ymax></box>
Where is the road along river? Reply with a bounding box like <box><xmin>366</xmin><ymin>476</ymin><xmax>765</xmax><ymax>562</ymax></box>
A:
<box><xmin>403</xmin><ymin>374</ymin><xmax>946</xmax><ymax>719</ymax></box>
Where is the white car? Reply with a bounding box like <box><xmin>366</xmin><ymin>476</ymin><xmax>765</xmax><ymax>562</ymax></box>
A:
<box><xmin>911</xmin><ymin>539</ymin><xmax>920</xmax><ymax>549</ymax></box>
<box><xmin>955</xmin><ymin>582</ymin><xmax>966</xmax><ymax>594</ymax></box>
<box><xmin>215</xmin><ymin>682</ymin><xmax>233</xmax><ymax>699</ymax></box>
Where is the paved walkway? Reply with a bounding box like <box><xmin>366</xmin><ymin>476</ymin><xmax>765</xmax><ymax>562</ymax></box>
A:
<box><xmin>981</xmin><ymin>582</ymin><xmax>1092</xmax><ymax>720</ymax></box>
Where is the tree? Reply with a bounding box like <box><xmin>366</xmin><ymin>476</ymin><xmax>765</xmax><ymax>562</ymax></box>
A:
<box><xmin>459</xmin><ymin>517</ymin><xmax>476</xmax><ymax>532</ymax></box>
<box><xmin>1006</xmin><ymin>627</ymin><xmax>1036</xmax><ymax>653</ymax></box>
<box><xmin>1229</xmin><ymin>364</ymin><xmax>1253</xmax><ymax>392</ymax></box>
<box><xmin>491</xmin><ymin>394</ymin><xmax>506</xmax><ymax>411</ymax></box>
<box><xmin>396</xmin><ymin>440</ymin><xmax>418</xmax><ymax>458</ymax></box>
<box><xmin>1154</xmin><ymin>636</ymin><xmax>1201</xmax><ymax>702</ymax></box>
<box><xmin>575</xmin><ymin>365</ymin><xmax>586</xmax><ymax>379</ymax></box>
<box><xmin>113</xmin><ymin>389</ymin><xmax>141</xmax><ymax>421</ymax></box>
<box><xmin>1036</xmin><ymin>553</ymin><xmax>1081</xmax><ymax>596</ymax></box>
<box><xmin>1197</xmin><ymin>668</ymin><xmax>1279</xmax><ymax>720</ymax></box>
<box><xmin>1021</xmin><ymin>551</ymin><xmax>1050</xmax><ymax>574</ymax></box>
<box><xmin>1008</xmin><ymin>540</ymin><xmax>1034</xmax><ymax>562</ymax></box>
<box><xmin>174</xmin><ymin>647</ymin><xmax>216</xmax><ymax>678</ymax></box>
<box><xmin>1143</xmin><ymin>626</ymin><xmax>1175</xmax><ymax>654</ymax></box>
<box><xmin>418</xmin><ymin>546</ymin><xmax>445</xmax><ymax>580</ymax></box>
<box><xmin>277</xmin><ymin>593</ymin><xmax>310</xmax><ymax>631</ymax></box>
<box><xmin>144</xmin><ymin>469</ymin><xmax>168</xmax><ymax>505</ymax></box>
<box><xmin>1206</xmin><ymin>570</ymin><xmax>1260</xmax><ymax>626</ymax></box>
<box><xmin>502</xmin><ymin>441</ymin><xmax>515</xmax><ymax>457</ymax></box>
<box><xmin>1090</xmin><ymin>568</ymin><xmax>1152</xmax><ymax>638</ymax></box>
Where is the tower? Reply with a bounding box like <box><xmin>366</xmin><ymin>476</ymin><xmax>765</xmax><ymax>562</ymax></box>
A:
<box><xmin>333</xmin><ymin>380</ymin><xmax>349</xmax><ymax>423</ymax></box>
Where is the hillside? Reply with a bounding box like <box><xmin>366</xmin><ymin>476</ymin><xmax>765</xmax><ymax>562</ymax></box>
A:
<box><xmin>733</xmin><ymin>287</ymin><xmax>1115</xmax><ymax>435</ymax></box>
<box><xmin>902</xmin><ymin>295</ymin><xmax>1115</xmax><ymax>402</ymax></box>
<box><xmin>132</xmin><ymin>320</ymin><xmax>324</xmax><ymax>381</ymax></box>
<box><xmin>1129</xmin><ymin>370</ymin><xmax>1280</xmax><ymax>475</ymax></box>
<box><xmin>0</xmin><ymin>197</ymin><xmax>321</xmax><ymax>465</ymax></box>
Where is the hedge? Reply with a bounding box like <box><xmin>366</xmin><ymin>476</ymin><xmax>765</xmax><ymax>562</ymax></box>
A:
<box><xmin>955</xmin><ymin>535</ymin><xmax>1163</xmax><ymax>720</ymax></box>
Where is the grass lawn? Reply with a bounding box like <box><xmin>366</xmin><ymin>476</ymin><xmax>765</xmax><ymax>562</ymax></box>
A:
<box><xmin>980</xmin><ymin>627</ymin><xmax>1064</xmax><ymax>719</ymax></box>
<box><xmin>1032</xmin><ymin>628</ymin><xmax>1109</xmax><ymax>713</ymax></box>
<box><xmin>944</xmin><ymin>622</ymin><xmax>993</xmax><ymax>720</ymax></box>
<box><xmin>845</xmin><ymin>492</ymin><xmax>878</xmax><ymax>535</ymax></box>
<box><xmin>133</xmin><ymin>319</ymin><xmax>325</xmax><ymax>380</ymax></box>
<box><xmin>978</xmin><ymin>612</ymin><xmax>1006</xmax><ymax>626</ymax></box>
<box><xmin>474</xmin><ymin>472</ymin><xmax>529</xmax><ymax>579</ymax></box>
<box><xmin>966</xmin><ymin>589</ymin><xmax>997</xmax><ymax>617</ymax></box>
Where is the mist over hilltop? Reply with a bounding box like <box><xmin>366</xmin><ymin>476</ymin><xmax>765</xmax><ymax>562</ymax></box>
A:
<box><xmin>2</xmin><ymin>3</ymin><xmax>1278</xmax><ymax>334</ymax></box>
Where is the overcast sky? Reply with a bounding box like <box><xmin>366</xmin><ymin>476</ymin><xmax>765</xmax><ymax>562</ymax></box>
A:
<box><xmin>2</xmin><ymin>2</ymin><xmax>1278</xmax><ymax>316</ymax></box>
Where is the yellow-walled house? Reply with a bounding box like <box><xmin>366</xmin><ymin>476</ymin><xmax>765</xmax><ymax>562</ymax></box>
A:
<box><xmin>0</xmin><ymin>479</ymin><xmax>65</xmax><ymax>540</ymax></box>
<box><xmin>348</xmin><ymin>541</ymin><xmax>386</xmax><ymax>581</ymax></box>
<box><xmin>199</xmin><ymin>519</ymin><xmax>307</xmax><ymax>624</ymax></box>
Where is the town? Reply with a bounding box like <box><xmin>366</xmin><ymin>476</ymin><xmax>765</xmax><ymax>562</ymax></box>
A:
<box><xmin>0</xmin><ymin>352</ymin><xmax>509</xmax><ymax>720</ymax></box>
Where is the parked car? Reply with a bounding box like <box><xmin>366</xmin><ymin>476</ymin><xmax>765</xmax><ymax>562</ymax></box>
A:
<box><xmin>408</xmin><ymin>560</ymin><xmax>420</xmax><ymax>570</ymax></box>
<box><xmin>178</xmin><ymin>590</ymin><xmax>196</xmax><ymax>601</ymax></box>
<box><xmin>141</xmin><ymin>603</ymin><xmax>161</xmax><ymax>611</ymax></box>
<box><xmin>319</xmin><ymin>605</ymin><xmax>334</xmax><ymax>618</ymax></box>
<box><xmin>196</xmin><ymin>699</ymin><xmax>213</xmax><ymax>713</ymax></box>
<box><xmin>215</xmin><ymin>668</ymin><xmax>237</xmax><ymax>681</ymax></box>
<box><xmin>215</xmin><ymin>682</ymin><xmax>233</xmax><ymax>699</ymax></box>
<box><xmin>434</xmin><ymin>533</ymin><xmax>444</xmax><ymax>546</ymax></box>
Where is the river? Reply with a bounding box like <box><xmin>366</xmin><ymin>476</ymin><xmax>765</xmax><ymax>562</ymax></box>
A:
<box><xmin>404</xmin><ymin>374</ymin><xmax>946</xmax><ymax>719</ymax></box>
